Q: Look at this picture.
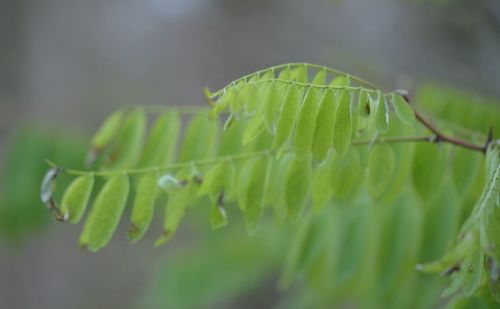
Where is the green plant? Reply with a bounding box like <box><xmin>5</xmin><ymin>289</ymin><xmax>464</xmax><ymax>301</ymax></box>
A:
<box><xmin>0</xmin><ymin>125</ymin><xmax>86</xmax><ymax>245</ymax></box>
<box><xmin>40</xmin><ymin>63</ymin><xmax>499</xmax><ymax>307</ymax></box>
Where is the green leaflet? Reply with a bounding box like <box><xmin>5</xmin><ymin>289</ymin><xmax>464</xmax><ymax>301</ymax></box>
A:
<box><xmin>332</xmin><ymin>90</ymin><xmax>352</xmax><ymax>156</ymax></box>
<box><xmin>263</xmin><ymin>82</ymin><xmax>284</xmax><ymax>132</ymax></box>
<box><xmin>138</xmin><ymin>111</ymin><xmax>180</xmax><ymax>167</ymax></box>
<box><xmin>210</xmin><ymin>204</ymin><xmax>227</xmax><ymax>230</ymax></box>
<box><xmin>266</xmin><ymin>155</ymin><xmax>293</xmax><ymax>223</ymax></box>
<box><xmin>107</xmin><ymin>108</ymin><xmax>146</xmax><ymax>169</ymax></box>
<box><xmin>351</xmin><ymin>101</ymin><xmax>359</xmax><ymax>140</ymax></box>
<box><xmin>80</xmin><ymin>174</ymin><xmax>130</xmax><ymax>252</ymax></box>
<box><xmin>452</xmin><ymin>147</ymin><xmax>481</xmax><ymax>196</ymax></box>
<box><xmin>218</xmin><ymin>119</ymin><xmax>245</xmax><ymax>156</ymax></box>
<box><xmin>438</xmin><ymin>241</ymin><xmax>484</xmax><ymax>299</ymax></box>
<box><xmin>311</xmin><ymin>89</ymin><xmax>336</xmax><ymax>162</ymax></box>
<box><xmin>285</xmin><ymin>155</ymin><xmax>312</xmax><ymax>223</ymax></box>
<box><xmin>330</xmin><ymin>75</ymin><xmax>351</xmax><ymax>87</ymax></box>
<box><xmin>412</xmin><ymin>143</ymin><xmax>448</xmax><ymax>202</ymax></box>
<box><xmin>128</xmin><ymin>172</ymin><xmax>159</xmax><ymax>243</ymax></box>
<box><xmin>179</xmin><ymin>113</ymin><xmax>218</xmax><ymax>161</ymax></box>
<box><xmin>294</xmin><ymin>88</ymin><xmax>321</xmax><ymax>158</ymax></box>
<box><xmin>242</xmin><ymin>90</ymin><xmax>266</xmax><ymax>145</ymax></box>
<box><xmin>155</xmin><ymin>172</ymin><xmax>192</xmax><ymax>246</ymax></box>
<box><xmin>312</xmin><ymin>151</ymin><xmax>336</xmax><ymax>212</ymax></box>
<box><xmin>60</xmin><ymin>174</ymin><xmax>94</xmax><ymax>224</ymax></box>
<box><xmin>478</xmin><ymin>142</ymin><xmax>500</xmax><ymax>261</ymax></box>
<box><xmin>238</xmin><ymin>156</ymin><xmax>270</xmax><ymax>234</ymax></box>
<box><xmin>198</xmin><ymin>161</ymin><xmax>233</xmax><ymax>197</ymax></box>
<box><xmin>90</xmin><ymin>110</ymin><xmax>124</xmax><ymax>151</ymax></box>
<box><xmin>155</xmin><ymin>188</ymin><xmax>190</xmax><ymax>246</ymax></box>
<box><xmin>375</xmin><ymin>117</ymin><xmax>416</xmax><ymax>204</ymax></box>
<box><xmin>246</xmin><ymin>127</ymin><xmax>274</xmax><ymax>152</ymax></box>
<box><xmin>278</xmin><ymin>66</ymin><xmax>291</xmax><ymax>80</ymax></box>
<box><xmin>331</xmin><ymin>202</ymin><xmax>374</xmax><ymax>294</ymax></box>
<box><xmin>357</xmin><ymin>90</ymin><xmax>371</xmax><ymax>118</ymax></box>
<box><xmin>291</xmin><ymin>64</ymin><xmax>308</xmax><ymax>83</ymax></box>
<box><xmin>376</xmin><ymin>199</ymin><xmax>422</xmax><ymax>297</ymax></box>
<box><xmin>312</xmin><ymin>68</ymin><xmax>326</xmax><ymax>85</ymax></box>
<box><xmin>391</xmin><ymin>93</ymin><xmax>416</xmax><ymax>125</ymax></box>
<box><xmin>375</xmin><ymin>91</ymin><xmax>389</xmax><ymax>133</ymax></box>
<box><xmin>279</xmin><ymin>211</ymin><xmax>313</xmax><ymax>289</ymax></box>
<box><xmin>331</xmin><ymin>147</ymin><xmax>363</xmax><ymax>199</ymax></box>
<box><xmin>273</xmin><ymin>85</ymin><xmax>302</xmax><ymax>151</ymax></box>
<box><xmin>367</xmin><ymin>144</ymin><xmax>396</xmax><ymax>198</ymax></box>
<box><xmin>228</xmin><ymin>82</ymin><xmax>245</xmax><ymax>115</ymax></box>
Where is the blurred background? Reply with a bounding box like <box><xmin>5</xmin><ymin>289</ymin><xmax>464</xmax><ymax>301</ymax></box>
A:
<box><xmin>1</xmin><ymin>0</ymin><xmax>500</xmax><ymax>308</ymax></box>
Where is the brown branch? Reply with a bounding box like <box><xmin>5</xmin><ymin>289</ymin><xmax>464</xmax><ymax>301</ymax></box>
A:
<box><xmin>397</xmin><ymin>90</ymin><xmax>490</xmax><ymax>154</ymax></box>
<box><xmin>414</xmin><ymin>110</ymin><xmax>486</xmax><ymax>153</ymax></box>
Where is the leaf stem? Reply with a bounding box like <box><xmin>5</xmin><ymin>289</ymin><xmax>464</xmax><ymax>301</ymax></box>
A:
<box><xmin>50</xmin><ymin>135</ymin><xmax>434</xmax><ymax>177</ymax></box>
<box><xmin>210</xmin><ymin>63</ymin><xmax>378</xmax><ymax>98</ymax></box>
<box><xmin>211</xmin><ymin>79</ymin><xmax>382</xmax><ymax>99</ymax></box>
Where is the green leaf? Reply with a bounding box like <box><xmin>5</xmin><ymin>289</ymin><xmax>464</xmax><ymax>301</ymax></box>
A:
<box><xmin>242</xmin><ymin>102</ymin><xmax>266</xmax><ymax>145</ymax></box>
<box><xmin>452</xmin><ymin>147</ymin><xmax>481</xmax><ymax>196</ymax></box>
<box><xmin>155</xmin><ymin>171</ymin><xmax>194</xmax><ymax>246</ymax></box>
<box><xmin>279</xmin><ymin>211</ymin><xmax>313</xmax><ymax>289</ymax></box>
<box><xmin>331</xmin><ymin>147</ymin><xmax>363</xmax><ymax>199</ymax></box>
<box><xmin>357</xmin><ymin>90</ymin><xmax>371</xmax><ymax>118</ymax></box>
<box><xmin>330</xmin><ymin>75</ymin><xmax>350</xmax><ymax>87</ymax></box>
<box><xmin>412</xmin><ymin>143</ymin><xmax>447</xmax><ymax>201</ymax></box>
<box><xmin>312</xmin><ymin>68</ymin><xmax>326</xmax><ymax>85</ymax></box>
<box><xmin>333</xmin><ymin>90</ymin><xmax>352</xmax><ymax>156</ymax></box>
<box><xmin>263</xmin><ymin>82</ymin><xmax>283</xmax><ymax>132</ymax></box>
<box><xmin>108</xmin><ymin>108</ymin><xmax>146</xmax><ymax>169</ymax></box>
<box><xmin>198</xmin><ymin>161</ymin><xmax>230</xmax><ymax>197</ymax></box>
<box><xmin>80</xmin><ymin>174</ymin><xmax>130</xmax><ymax>252</ymax></box>
<box><xmin>285</xmin><ymin>155</ymin><xmax>312</xmax><ymax>223</ymax></box>
<box><xmin>278</xmin><ymin>66</ymin><xmax>291</xmax><ymax>80</ymax></box>
<box><xmin>179</xmin><ymin>113</ymin><xmax>218</xmax><ymax>161</ymax></box>
<box><xmin>218</xmin><ymin>119</ymin><xmax>245</xmax><ymax>157</ymax></box>
<box><xmin>210</xmin><ymin>204</ymin><xmax>227</xmax><ymax>230</ymax></box>
<box><xmin>312</xmin><ymin>151</ymin><xmax>335</xmax><ymax>212</ymax></box>
<box><xmin>138</xmin><ymin>111</ymin><xmax>180</xmax><ymax>167</ymax></box>
<box><xmin>90</xmin><ymin>110</ymin><xmax>124</xmax><ymax>151</ymax></box>
<box><xmin>367</xmin><ymin>144</ymin><xmax>396</xmax><ymax>198</ymax></box>
<box><xmin>311</xmin><ymin>89</ymin><xmax>336</xmax><ymax>162</ymax></box>
<box><xmin>60</xmin><ymin>174</ymin><xmax>94</xmax><ymax>224</ymax></box>
<box><xmin>291</xmin><ymin>65</ymin><xmax>308</xmax><ymax>83</ymax></box>
<box><xmin>238</xmin><ymin>156</ymin><xmax>270</xmax><ymax>234</ymax></box>
<box><xmin>128</xmin><ymin>172</ymin><xmax>159</xmax><ymax>243</ymax></box>
<box><xmin>391</xmin><ymin>93</ymin><xmax>416</xmax><ymax>125</ymax></box>
<box><xmin>375</xmin><ymin>91</ymin><xmax>389</xmax><ymax>133</ymax></box>
<box><xmin>478</xmin><ymin>142</ymin><xmax>500</xmax><ymax>261</ymax></box>
<box><xmin>273</xmin><ymin>85</ymin><xmax>302</xmax><ymax>151</ymax></box>
<box><xmin>294</xmin><ymin>88</ymin><xmax>321</xmax><ymax>158</ymax></box>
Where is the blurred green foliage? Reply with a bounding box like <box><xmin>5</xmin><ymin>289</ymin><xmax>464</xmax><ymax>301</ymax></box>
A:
<box><xmin>0</xmin><ymin>124</ymin><xmax>87</xmax><ymax>245</ymax></box>
<box><xmin>139</xmin><ymin>82</ymin><xmax>500</xmax><ymax>308</ymax></box>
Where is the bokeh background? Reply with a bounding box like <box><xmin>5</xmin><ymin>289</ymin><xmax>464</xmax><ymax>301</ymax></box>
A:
<box><xmin>1</xmin><ymin>0</ymin><xmax>500</xmax><ymax>308</ymax></box>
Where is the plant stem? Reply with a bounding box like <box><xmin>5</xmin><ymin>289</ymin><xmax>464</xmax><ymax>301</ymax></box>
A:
<box><xmin>413</xmin><ymin>109</ymin><xmax>487</xmax><ymax>154</ymax></box>
<box><xmin>46</xmin><ymin>135</ymin><xmax>434</xmax><ymax>177</ymax></box>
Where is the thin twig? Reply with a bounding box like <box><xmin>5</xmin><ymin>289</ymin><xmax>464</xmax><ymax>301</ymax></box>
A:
<box><xmin>414</xmin><ymin>110</ymin><xmax>486</xmax><ymax>153</ymax></box>
<box><xmin>397</xmin><ymin>91</ymin><xmax>489</xmax><ymax>154</ymax></box>
<box><xmin>47</xmin><ymin>135</ymin><xmax>435</xmax><ymax>177</ymax></box>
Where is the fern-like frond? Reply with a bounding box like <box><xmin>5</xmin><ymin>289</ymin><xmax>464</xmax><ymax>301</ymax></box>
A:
<box><xmin>205</xmin><ymin>63</ymin><xmax>416</xmax><ymax>161</ymax></box>
<box><xmin>418</xmin><ymin>140</ymin><xmax>500</xmax><ymax>302</ymax></box>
